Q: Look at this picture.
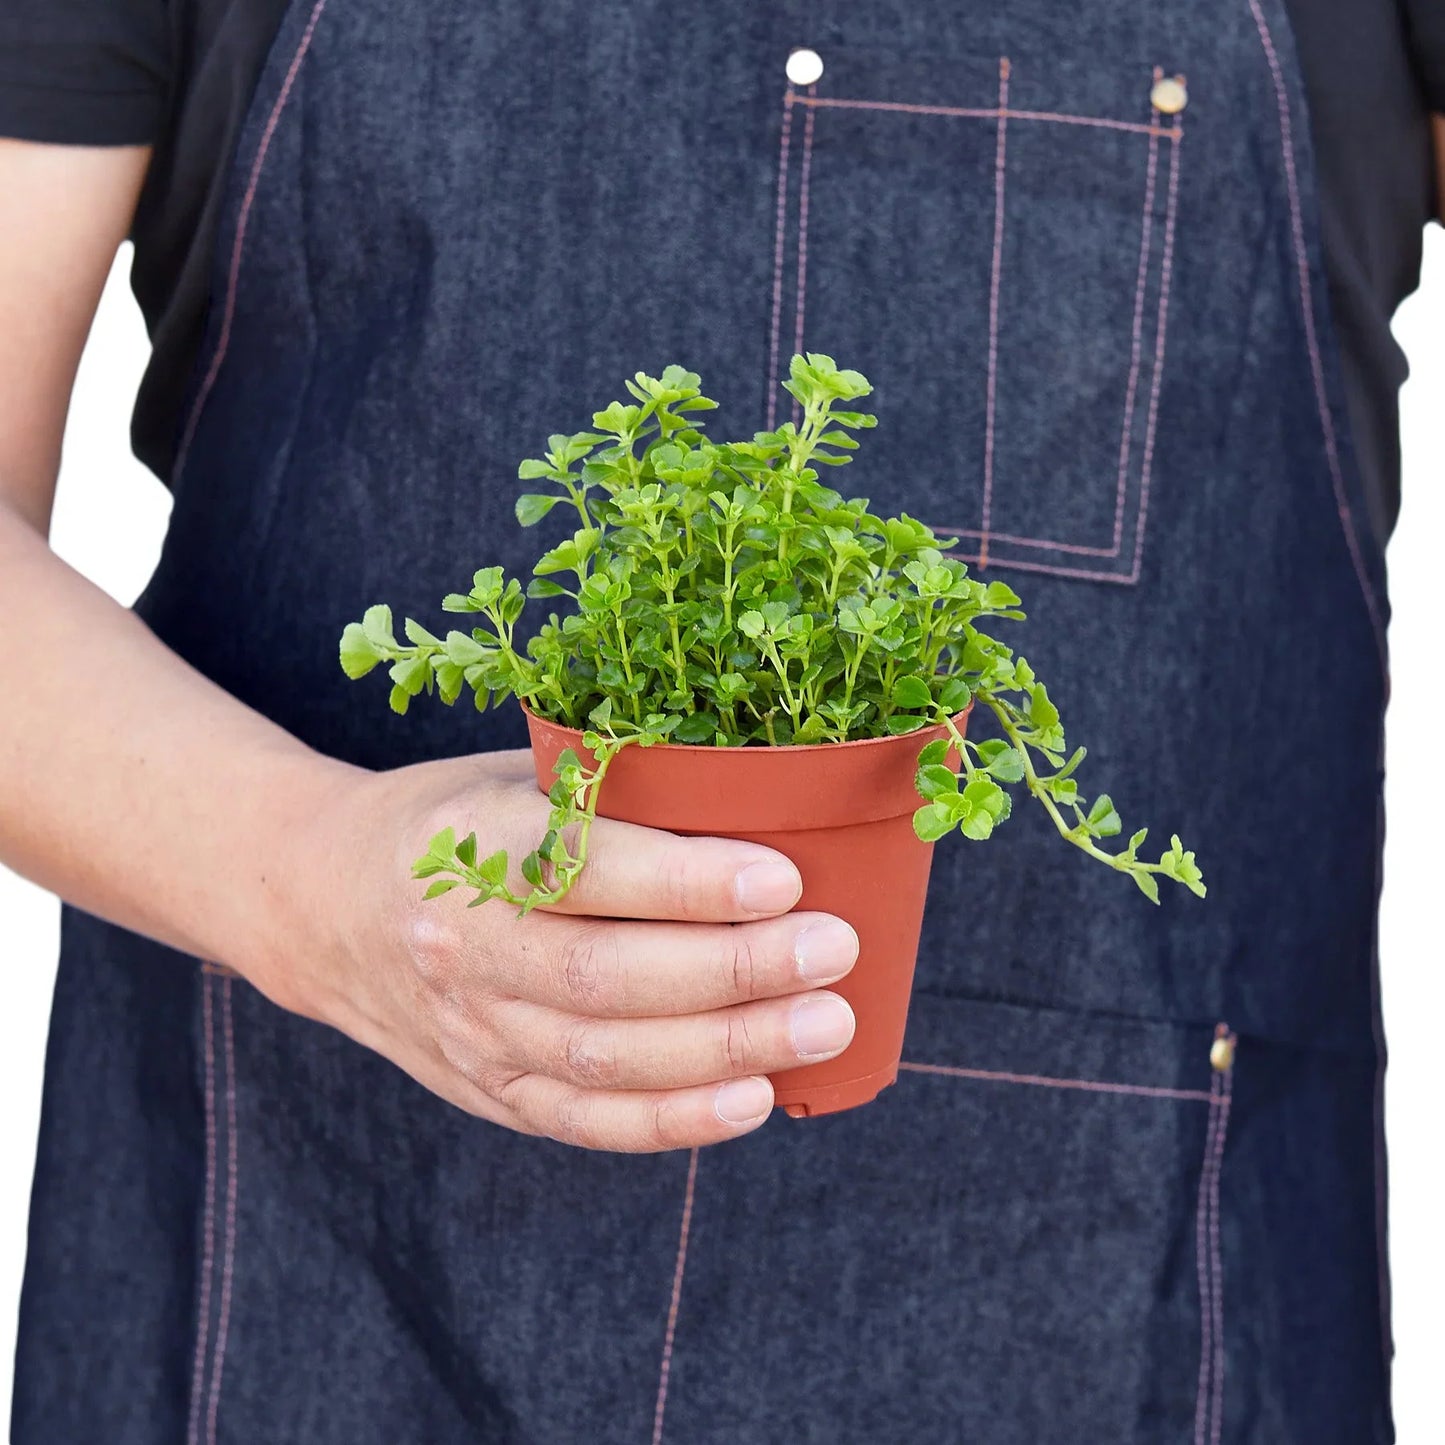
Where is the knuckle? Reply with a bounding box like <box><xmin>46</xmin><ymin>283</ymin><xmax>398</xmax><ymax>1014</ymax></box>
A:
<box><xmin>485</xmin><ymin>1068</ymin><xmax>533</xmax><ymax>1117</ymax></box>
<box><xmin>551</xmin><ymin>1089</ymin><xmax>595</xmax><ymax>1148</ymax></box>
<box><xmin>560</xmin><ymin>1018</ymin><xmax>618</xmax><ymax>1086</ymax></box>
<box><xmin>401</xmin><ymin>911</ymin><xmax>459</xmax><ymax>994</ymax></box>
<box><xmin>723</xmin><ymin>1011</ymin><xmax>756</xmax><ymax>1074</ymax></box>
<box><xmin>726</xmin><ymin>931</ymin><xmax>764</xmax><ymax>1001</ymax></box>
<box><xmin>656</xmin><ymin>845</ymin><xmax>701</xmax><ymax>919</ymax></box>
<box><xmin>556</xmin><ymin>923</ymin><xmax>618</xmax><ymax>1010</ymax></box>
<box><xmin>645</xmin><ymin>1094</ymin><xmax>691</xmax><ymax>1152</ymax></box>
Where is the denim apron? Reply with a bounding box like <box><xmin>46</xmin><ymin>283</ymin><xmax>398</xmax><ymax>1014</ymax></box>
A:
<box><xmin>14</xmin><ymin>1</ymin><xmax>1393</xmax><ymax>1441</ymax></box>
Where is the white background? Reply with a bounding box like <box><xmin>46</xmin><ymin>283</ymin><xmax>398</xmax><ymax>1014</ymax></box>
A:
<box><xmin>2</xmin><ymin>235</ymin><xmax>1443</xmax><ymax>1432</ymax></box>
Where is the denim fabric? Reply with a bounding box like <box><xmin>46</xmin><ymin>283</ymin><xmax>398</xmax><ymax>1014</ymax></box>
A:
<box><xmin>15</xmin><ymin>1</ymin><xmax>1392</xmax><ymax>1441</ymax></box>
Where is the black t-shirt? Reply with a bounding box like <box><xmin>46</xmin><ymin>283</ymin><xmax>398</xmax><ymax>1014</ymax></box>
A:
<box><xmin>0</xmin><ymin>0</ymin><xmax>1440</xmax><ymax>543</ymax></box>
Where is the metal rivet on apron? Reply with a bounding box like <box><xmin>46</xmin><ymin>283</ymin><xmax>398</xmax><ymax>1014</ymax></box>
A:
<box><xmin>786</xmin><ymin>48</ymin><xmax>824</xmax><ymax>87</ymax></box>
<box><xmin>1209</xmin><ymin>1035</ymin><xmax>1235</xmax><ymax>1072</ymax></box>
<box><xmin>1150</xmin><ymin>75</ymin><xmax>1188</xmax><ymax>115</ymax></box>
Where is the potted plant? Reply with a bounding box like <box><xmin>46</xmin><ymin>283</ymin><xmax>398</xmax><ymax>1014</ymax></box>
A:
<box><xmin>340</xmin><ymin>354</ymin><xmax>1204</xmax><ymax>1116</ymax></box>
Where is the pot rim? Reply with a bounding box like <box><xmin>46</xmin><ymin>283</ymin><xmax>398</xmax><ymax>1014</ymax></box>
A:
<box><xmin>519</xmin><ymin>700</ymin><xmax>972</xmax><ymax>755</ymax></box>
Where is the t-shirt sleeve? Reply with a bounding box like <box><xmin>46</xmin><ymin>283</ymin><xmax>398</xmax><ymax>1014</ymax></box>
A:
<box><xmin>1403</xmin><ymin>0</ymin><xmax>1445</xmax><ymax>112</ymax></box>
<box><xmin>0</xmin><ymin>0</ymin><xmax>170</xmax><ymax>145</ymax></box>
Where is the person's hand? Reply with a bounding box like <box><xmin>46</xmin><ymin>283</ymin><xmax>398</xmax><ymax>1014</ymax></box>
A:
<box><xmin>264</xmin><ymin>749</ymin><xmax>859</xmax><ymax>1152</ymax></box>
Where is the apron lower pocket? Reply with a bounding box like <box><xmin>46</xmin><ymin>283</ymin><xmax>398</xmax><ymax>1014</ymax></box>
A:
<box><xmin>655</xmin><ymin>994</ymin><xmax>1233</xmax><ymax>1445</ymax></box>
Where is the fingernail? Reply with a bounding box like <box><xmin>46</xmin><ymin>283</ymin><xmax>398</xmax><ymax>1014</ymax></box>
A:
<box><xmin>790</xmin><ymin>994</ymin><xmax>856</xmax><ymax>1060</ymax></box>
<box><xmin>794</xmin><ymin>918</ymin><xmax>860</xmax><ymax>982</ymax></box>
<box><xmin>734</xmin><ymin>860</ymin><xmax>802</xmax><ymax>914</ymax></box>
<box><xmin>715</xmin><ymin>1076</ymin><xmax>775</xmax><ymax>1126</ymax></box>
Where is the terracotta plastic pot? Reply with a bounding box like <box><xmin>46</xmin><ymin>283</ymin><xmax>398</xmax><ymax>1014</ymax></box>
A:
<box><xmin>525</xmin><ymin>706</ymin><xmax>967</xmax><ymax>1118</ymax></box>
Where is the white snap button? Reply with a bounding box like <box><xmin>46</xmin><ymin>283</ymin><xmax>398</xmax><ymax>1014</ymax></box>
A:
<box><xmin>786</xmin><ymin>48</ymin><xmax>824</xmax><ymax>87</ymax></box>
<box><xmin>1150</xmin><ymin>75</ymin><xmax>1188</xmax><ymax>115</ymax></box>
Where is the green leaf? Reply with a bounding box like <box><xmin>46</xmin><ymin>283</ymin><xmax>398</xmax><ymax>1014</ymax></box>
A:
<box><xmin>423</xmin><ymin>879</ymin><xmax>460</xmax><ymax>900</ymax></box>
<box><xmin>673</xmin><ymin>711</ymin><xmax>719</xmax><ymax>744</ymax></box>
<box><xmin>455</xmin><ymin>831</ymin><xmax>478</xmax><ymax>869</ymax></box>
<box><xmin>427</xmin><ymin>827</ymin><xmax>457</xmax><ymax>859</ymax></box>
<box><xmin>912</xmin><ymin>801</ymin><xmax>956</xmax><ymax>842</ymax></box>
<box><xmin>388</xmin><ymin>684</ymin><xmax>411</xmax><ymax>715</ymax></box>
<box><xmin>959</xmin><ymin>810</ymin><xmax>995</xmax><ymax>841</ymax></box>
<box><xmin>1086</xmin><ymin>794</ymin><xmax>1122</xmax><ymax>837</ymax></box>
<box><xmin>982</xmin><ymin>746</ymin><xmax>1025</xmax><ymax>783</ymax></box>
<box><xmin>516</xmin><ymin>493</ymin><xmax>563</xmax><ymax>526</ymax></box>
<box><xmin>939</xmin><ymin>678</ymin><xmax>973</xmax><ymax>714</ymax></box>
<box><xmin>917</xmin><ymin>739</ymin><xmax>950</xmax><ymax>767</ymax></box>
<box><xmin>520</xmin><ymin>851</ymin><xmax>544</xmax><ymax>887</ymax></box>
<box><xmin>477</xmin><ymin>849</ymin><xmax>508</xmax><ymax>887</ymax></box>
<box><xmin>517</xmin><ymin>458</ymin><xmax>553</xmax><ymax>480</ymax></box>
<box><xmin>445</xmin><ymin>632</ymin><xmax>488</xmax><ymax>666</ymax></box>
<box><xmin>892</xmin><ymin>676</ymin><xmax>934</xmax><ymax>710</ymax></box>
<box><xmin>362</xmin><ymin>604</ymin><xmax>397</xmax><ymax>649</ymax></box>
<box><xmin>1132</xmin><ymin>871</ymin><xmax>1161</xmax><ymax>904</ymax></box>
<box><xmin>339</xmin><ymin>622</ymin><xmax>381</xmax><ymax>679</ymax></box>
<box><xmin>403</xmin><ymin>619</ymin><xmax>442</xmax><ymax>647</ymax></box>
<box><xmin>915</xmin><ymin>763</ymin><xmax>959</xmax><ymax>801</ymax></box>
<box><xmin>737</xmin><ymin>610</ymin><xmax>765</xmax><ymax>638</ymax></box>
<box><xmin>389</xmin><ymin>655</ymin><xmax>430</xmax><ymax>695</ymax></box>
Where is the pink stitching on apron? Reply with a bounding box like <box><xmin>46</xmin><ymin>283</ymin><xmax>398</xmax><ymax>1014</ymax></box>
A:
<box><xmin>976</xmin><ymin>57</ymin><xmax>1011</xmax><ymax>570</ymax></box>
<box><xmin>1111</xmin><ymin>79</ymin><xmax>1163</xmax><ymax>554</ymax></box>
<box><xmin>1192</xmin><ymin>1028</ymin><xmax>1236</xmax><ymax>1445</ymax></box>
<box><xmin>172</xmin><ymin>0</ymin><xmax>330</xmax><ymax>484</ymax></box>
<box><xmin>1192</xmin><ymin>1069</ymin><xmax>1224</xmax><ymax>1445</ymax></box>
<box><xmin>766</xmin><ymin>97</ymin><xmax>796</xmax><ymax>432</ymax></box>
<box><xmin>1245</xmin><ymin>0</ymin><xmax>1388</xmax><ymax>679</ymax></box>
<box><xmin>186</xmin><ymin>975</ymin><xmax>218</xmax><ymax>1445</ymax></box>
<box><xmin>1128</xmin><ymin>121</ymin><xmax>1182</xmax><ymax>584</ymax></box>
<box><xmin>899</xmin><ymin>1060</ymin><xmax>1214</xmax><ymax>1103</ymax></box>
<box><xmin>205</xmin><ymin>978</ymin><xmax>240</xmax><ymax>1444</ymax></box>
<box><xmin>790</xmin><ymin>88</ymin><xmax>818</xmax><ymax>427</ymax></box>
<box><xmin>1207</xmin><ymin>1042</ymin><xmax>1235</xmax><ymax>1445</ymax></box>
<box><xmin>792</xmin><ymin>93</ymin><xmax>1180</xmax><ymax>140</ymax></box>
<box><xmin>651</xmin><ymin>1147</ymin><xmax>700</xmax><ymax>1445</ymax></box>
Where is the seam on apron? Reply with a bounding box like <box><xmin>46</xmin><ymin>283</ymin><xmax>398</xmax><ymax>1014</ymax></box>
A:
<box><xmin>1206</xmin><ymin>1051</ymin><xmax>1234</xmax><ymax>1445</ymax></box>
<box><xmin>186</xmin><ymin>973</ymin><xmax>219</xmax><ymax>1445</ymax></box>
<box><xmin>172</xmin><ymin>0</ymin><xmax>330</xmax><ymax>486</ymax></box>
<box><xmin>650</xmin><ymin>1147</ymin><xmax>700</xmax><ymax>1445</ymax></box>
<box><xmin>1110</xmin><ymin>79</ymin><xmax>1163</xmax><ymax>555</ymax></box>
<box><xmin>205</xmin><ymin>977</ymin><xmax>240</xmax><ymax>1444</ymax></box>
<box><xmin>1244</xmin><ymin>0</ymin><xmax>1389</xmax><ymax>680</ymax></box>
<box><xmin>1193</xmin><ymin>1068</ymin><xmax>1224</xmax><ymax>1445</ymax></box>
<box><xmin>792</xmin><ymin>94</ymin><xmax>1179</xmax><ymax>140</ymax></box>
<box><xmin>765</xmin><ymin>95</ymin><xmax>796</xmax><ymax>431</ymax></box>
<box><xmin>976</xmin><ymin>57</ymin><xmax>1012</xmax><ymax>570</ymax></box>
<box><xmin>898</xmin><ymin>1059</ymin><xmax>1214</xmax><ymax>1103</ymax></box>
<box><xmin>1126</xmin><ymin>119</ymin><xmax>1182</xmax><ymax>586</ymax></box>
<box><xmin>790</xmin><ymin>86</ymin><xmax>817</xmax><ymax>429</ymax></box>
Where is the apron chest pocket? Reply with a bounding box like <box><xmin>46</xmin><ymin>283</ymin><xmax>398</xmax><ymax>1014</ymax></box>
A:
<box><xmin>766</xmin><ymin>46</ymin><xmax>1185</xmax><ymax>585</ymax></box>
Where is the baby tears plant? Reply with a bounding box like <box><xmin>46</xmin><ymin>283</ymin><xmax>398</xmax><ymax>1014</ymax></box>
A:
<box><xmin>341</xmin><ymin>355</ymin><xmax>1205</xmax><ymax>912</ymax></box>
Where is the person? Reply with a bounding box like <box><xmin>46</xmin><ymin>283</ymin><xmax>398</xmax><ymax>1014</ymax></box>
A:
<box><xmin>0</xmin><ymin>1</ymin><xmax>1439</xmax><ymax>1440</ymax></box>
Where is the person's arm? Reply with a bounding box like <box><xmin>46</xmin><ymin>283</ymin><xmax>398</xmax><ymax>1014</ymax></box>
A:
<box><xmin>0</xmin><ymin>139</ymin><xmax>859</xmax><ymax>1150</ymax></box>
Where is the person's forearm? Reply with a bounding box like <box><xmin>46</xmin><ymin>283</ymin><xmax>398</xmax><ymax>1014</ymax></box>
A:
<box><xmin>0</xmin><ymin>500</ymin><xmax>361</xmax><ymax>976</ymax></box>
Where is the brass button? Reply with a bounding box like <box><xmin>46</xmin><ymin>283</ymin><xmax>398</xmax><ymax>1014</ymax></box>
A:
<box><xmin>1151</xmin><ymin>76</ymin><xmax>1188</xmax><ymax>115</ymax></box>
<box><xmin>1210</xmin><ymin>1035</ymin><xmax>1235</xmax><ymax>1072</ymax></box>
<box><xmin>786</xmin><ymin>48</ymin><xmax>825</xmax><ymax>87</ymax></box>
